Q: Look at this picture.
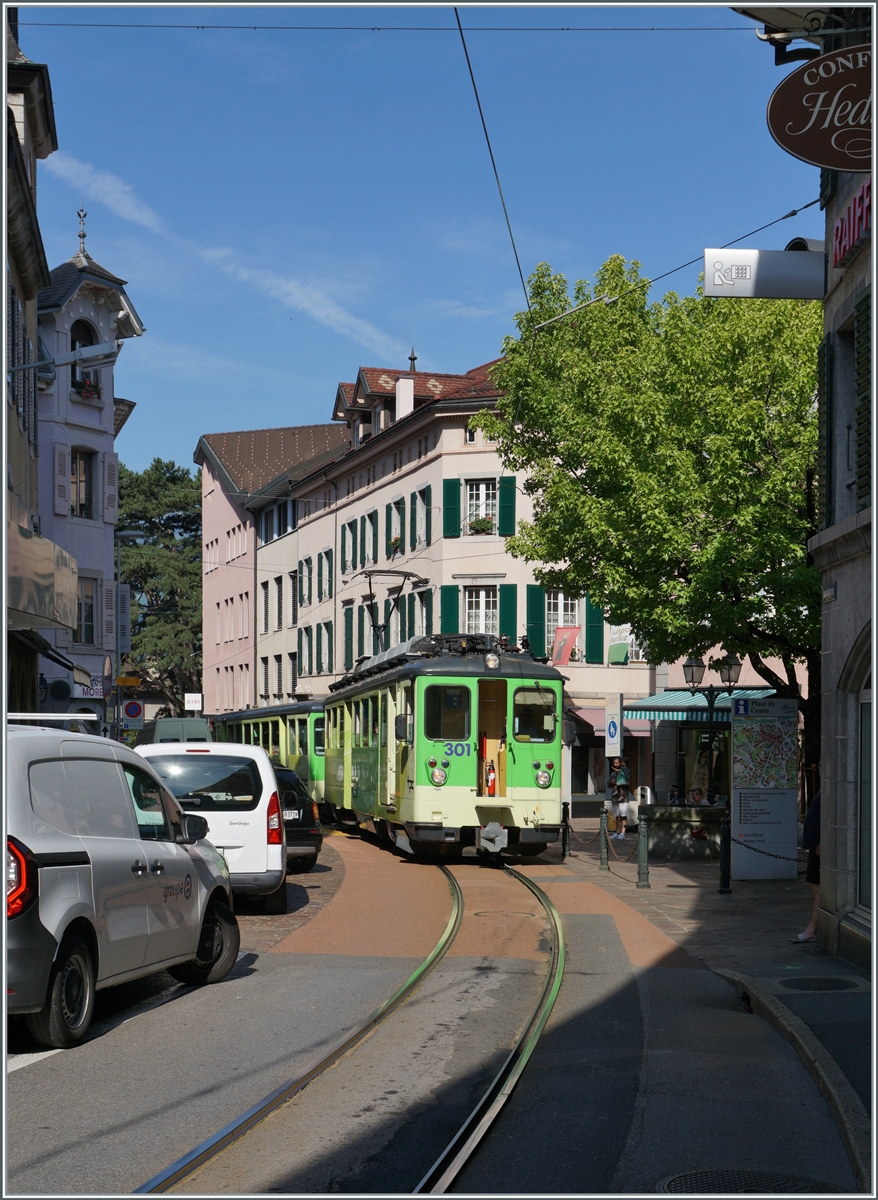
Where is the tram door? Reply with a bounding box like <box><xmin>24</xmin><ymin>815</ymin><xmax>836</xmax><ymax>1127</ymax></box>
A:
<box><xmin>477</xmin><ymin>680</ymin><xmax>507</xmax><ymax>797</ymax></box>
<box><xmin>378</xmin><ymin>692</ymin><xmax>389</xmax><ymax>808</ymax></box>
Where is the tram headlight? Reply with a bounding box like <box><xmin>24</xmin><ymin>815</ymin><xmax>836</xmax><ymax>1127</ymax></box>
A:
<box><xmin>431</xmin><ymin>767</ymin><xmax>448</xmax><ymax>785</ymax></box>
<box><xmin>535</xmin><ymin>769</ymin><xmax>551</xmax><ymax>788</ymax></box>
<box><xmin>485</xmin><ymin>652</ymin><xmax>500</xmax><ymax>670</ymax></box>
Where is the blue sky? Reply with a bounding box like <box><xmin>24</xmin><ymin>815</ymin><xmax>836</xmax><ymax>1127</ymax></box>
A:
<box><xmin>22</xmin><ymin>4</ymin><xmax>825</xmax><ymax>473</ymax></box>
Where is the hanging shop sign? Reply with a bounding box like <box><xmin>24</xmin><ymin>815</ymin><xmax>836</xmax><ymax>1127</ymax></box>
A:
<box><xmin>74</xmin><ymin>674</ymin><xmax>106</xmax><ymax>699</ymax></box>
<box><xmin>766</xmin><ymin>46</ymin><xmax>871</xmax><ymax>171</ymax></box>
<box><xmin>730</xmin><ymin>698</ymin><xmax>799</xmax><ymax>881</ymax></box>
<box><xmin>703</xmin><ymin>248</ymin><xmax>824</xmax><ymax>298</ymax></box>
<box><xmin>833</xmin><ymin>176</ymin><xmax>871</xmax><ymax>267</ymax></box>
<box><xmin>551</xmin><ymin>626</ymin><xmax>581</xmax><ymax>667</ymax></box>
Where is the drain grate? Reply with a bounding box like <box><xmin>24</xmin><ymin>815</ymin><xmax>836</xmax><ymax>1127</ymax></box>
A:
<box><xmin>657</xmin><ymin>1169</ymin><xmax>840</xmax><ymax>1193</ymax></box>
<box><xmin>780</xmin><ymin>977</ymin><xmax>859</xmax><ymax>991</ymax></box>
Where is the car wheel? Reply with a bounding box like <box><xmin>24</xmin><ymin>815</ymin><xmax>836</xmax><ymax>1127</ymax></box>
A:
<box><xmin>262</xmin><ymin>882</ymin><xmax>288</xmax><ymax>914</ymax></box>
<box><xmin>168</xmin><ymin>902</ymin><xmax>240</xmax><ymax>986</ymax></box>
<box><xmin>26</xmin><ymin>935</ymin><xmax>95</xmax><ymax>1049</ymax></box>
<box><xmin>287</xmin><ymin>855</ymin><xmax>317</xmax><ymax>874</ymax></box>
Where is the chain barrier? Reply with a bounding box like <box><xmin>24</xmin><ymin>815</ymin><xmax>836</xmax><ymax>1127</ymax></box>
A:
<box><xmin>730</xmin><ymin>836</ymin><xmax>807</xmax><ymax>864</ymax></box>
<box><xmin>568</xmin><ymin>826</ymin><xmax>601</xmax><ymax>848</ymax></box>
<box><xmin>605</xmin><ymin>828</ymin><xmax>639</xmax><ymax>862</ymax></box>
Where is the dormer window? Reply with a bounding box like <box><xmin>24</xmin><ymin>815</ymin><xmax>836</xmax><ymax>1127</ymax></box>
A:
<box><xmin>70</xmin><ymin>319</ymin><xmax>98</xmax><ymax>387</ymax></box>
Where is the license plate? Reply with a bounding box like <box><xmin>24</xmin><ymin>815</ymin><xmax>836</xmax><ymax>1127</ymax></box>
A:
<box><xmin>283</xmin><ymin>809</ymin><xmax>299</xmax><ymax>821</ymax></box>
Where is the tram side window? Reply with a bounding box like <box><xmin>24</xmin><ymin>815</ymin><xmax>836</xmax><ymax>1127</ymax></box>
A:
<box><xmin>425</xmin><ymin>685</ymin><xmax>470</xmax><ymax>741</ymax></box>
<box><xmin>513</xmin><ymin>688</ymin><xmax>556</xmax><ymax>743</ymax></box>
<box><xmin>298</xmin><ymin>719</ymin><xmax>308</xmax><ymax>757</ymax></box>
<box><xmin>313</xmin><ymin>717</ymin><xmax>325</xmax><ymax>756</ymax></box>
<box><xmin>380</xmin><ymin>693</ymin><xmax>388</xmax><ymax>747</ymax></box>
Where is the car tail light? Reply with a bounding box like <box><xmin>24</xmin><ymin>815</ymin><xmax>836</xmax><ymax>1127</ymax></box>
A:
<box><xmin>311</xmin><ymin>801</ymin><xmax>320</xmax><ymax>825</ymax></box>
<box><xmin>267</xmin><ymin>792</ymin><xmax>283</xmax><ymax>844</ymax></box>
<box><xmin>7</xmin><ymin>837</ymin><xmax>37</xmax><ymax>920</ymax></box>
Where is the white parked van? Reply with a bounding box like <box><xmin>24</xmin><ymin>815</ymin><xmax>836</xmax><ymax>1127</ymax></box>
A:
<box><xmin>137</xmin><ymin>743</ymin><xmax>287</xmax><ymax>913</ymax></box>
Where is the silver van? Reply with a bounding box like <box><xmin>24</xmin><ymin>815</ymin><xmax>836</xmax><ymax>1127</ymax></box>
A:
<box><xmin>134</xmin><ymin>717</ymin><xmax>213</xmax><ymax>746</ymax></box>
<box><xmin>6</xmin><ymin>725</ymin><xmax>239</xmax><ymax>1049</ymax></box>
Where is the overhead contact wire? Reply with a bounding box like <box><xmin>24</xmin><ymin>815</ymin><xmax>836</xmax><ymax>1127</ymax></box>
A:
<box><xmin>453</xmin><ymin>7</ymin><xmax>532</xmax><ymax>321</ymax></box>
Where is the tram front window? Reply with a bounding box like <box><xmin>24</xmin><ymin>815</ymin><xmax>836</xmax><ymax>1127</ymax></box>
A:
<box><xmin>513</xmin><ymin>688</ymin><xmax>556</xmax><ymax>743</ymax></box>
<box><xmin>425</xmin><ymin>685</ymin><xmax>470</xmax><ymax>741</ymax></box>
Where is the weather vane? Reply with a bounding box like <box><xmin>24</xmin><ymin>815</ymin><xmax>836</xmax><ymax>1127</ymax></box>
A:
<box><xmin>77</xmin><ymin>207</ymin><xmax>87</xmax><ymax>254</ymax></box>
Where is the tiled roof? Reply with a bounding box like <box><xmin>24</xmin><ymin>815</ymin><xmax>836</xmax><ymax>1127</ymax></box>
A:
<box><xmin>357</xmin><ymin>366</ymin><xmax>478</xmax><ymax>401</ymax></box>
<box><xmin>37</xmin><ymin>250</ymin><xmax>127</xmax><ymax>312</ymax></box>
<box><xmin>465</xmin><ymin>357</ymin><xmax>502</xmax><ymax>381</ymax></box>
<box><xmin>443</xmin><ymin>378</ymin><xmax>503</xmax><ymax>400</ymax></box>
<box><xmin>201</xmin><ymin>423</ymin><xmax>350</xmax><ymax>493</ymax></box>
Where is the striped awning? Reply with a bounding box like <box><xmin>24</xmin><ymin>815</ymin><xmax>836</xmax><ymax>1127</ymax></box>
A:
<box><xmin>622</xmin><ymin>688</ymin><xmax>775</xmax><ymax>723</ymax></box>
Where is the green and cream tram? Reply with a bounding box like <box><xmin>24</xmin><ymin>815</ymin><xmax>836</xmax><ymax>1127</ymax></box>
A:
<box><xmin>213</xmin><ymin>700</ymin><xmax>327</xmax><ymax>812</ymax></box>
<box><xmin>325</xmin><ymin>633</ymin><xmax>564</xmax><ymax>857</ymax></box>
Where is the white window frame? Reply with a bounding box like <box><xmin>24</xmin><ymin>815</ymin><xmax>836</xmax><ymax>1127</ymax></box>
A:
<box><xmin>465</xmin><ymin>586</ymin><xmax>498</xmax><ymax>635</ymax></box>
<box><xmin>465</xmin><ymin>479</ymin><xmax>497</xmax><ymax>535</ymax></box>
<box><xmin>546</xmin><ymin>590</ymin><xmax>580</xmax><ymax>650</ymax></box>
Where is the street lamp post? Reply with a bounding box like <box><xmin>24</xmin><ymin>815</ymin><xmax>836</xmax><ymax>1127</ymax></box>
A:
<box><xmin>114</xmin><ymin>531</ymin><xmax>139</xmax><ymax>739</ymax></box>
<box><xmin>682</xmin><ymin>654</ymin><xmax>743</xmax><ymax>894</ymax></box>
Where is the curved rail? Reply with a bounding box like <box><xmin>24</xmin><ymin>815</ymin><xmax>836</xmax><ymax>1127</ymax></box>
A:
<box><xmin>413</xmin><ymin>864</ymin><xmax>566</xmax><ymax>1195</ymax></box>
<box><xmin>134</xmin><ymin>864</ymin><xmax>464</xmax><ymax>1194</ymax></box>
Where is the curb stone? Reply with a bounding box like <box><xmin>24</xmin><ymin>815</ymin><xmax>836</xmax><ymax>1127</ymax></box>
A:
<box><xmin>716</xmin><ymin>968</ymin><xmax>871</xmax><ymax>1194</ymax></box>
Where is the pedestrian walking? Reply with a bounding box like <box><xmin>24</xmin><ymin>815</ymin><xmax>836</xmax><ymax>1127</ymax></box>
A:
<box><xmin>611</xmin><ymin>756</ymin><xmax>631</xmax><ymax>839</ymax></box>
<box><xmin>792</xmin><ymin>791</ymin><xmax>821</xmax><ymax>943</ymax></box>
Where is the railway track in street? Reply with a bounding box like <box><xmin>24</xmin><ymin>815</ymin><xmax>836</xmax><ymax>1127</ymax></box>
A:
<box><xmin>135</xmin><ymin>854</ymin><xmax>566</xmax><ymax>1196</ymax></box>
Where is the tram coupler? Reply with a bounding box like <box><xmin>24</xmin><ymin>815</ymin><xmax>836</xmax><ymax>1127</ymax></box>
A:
<box><xmin>477</xmin><ymin>822</ymin><xmax>508</xmax><ymax>853</ymax></box>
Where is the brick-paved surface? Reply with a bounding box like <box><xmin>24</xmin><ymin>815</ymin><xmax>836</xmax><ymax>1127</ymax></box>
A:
<box><xmin>234</xmin><ymin>840</ymin><xmax>345</xmax><ymax>953</ymax></box>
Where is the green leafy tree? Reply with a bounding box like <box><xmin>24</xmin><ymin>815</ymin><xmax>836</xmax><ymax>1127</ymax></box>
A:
<box><xmin>479</xmin><ymin>257</ymin><xmax>824</xmax><ymax>766</ymax></box>
<box><xmin>118</xmin><ymin>459</ymin><xmax>202</xmax><ymax>715</ymax></box>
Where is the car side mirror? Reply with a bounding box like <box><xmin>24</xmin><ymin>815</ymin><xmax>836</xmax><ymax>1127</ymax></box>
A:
<box><xmin>182</xmin><ymin>813</ymin><xmax>209</xmax><ymax>844</ymax></box>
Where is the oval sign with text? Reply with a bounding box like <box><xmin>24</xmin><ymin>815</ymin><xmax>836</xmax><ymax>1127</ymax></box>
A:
<box><xmin>766</xmin><ymin>46</ymin><xmax>871</xmax><ymax>171</ymax></box>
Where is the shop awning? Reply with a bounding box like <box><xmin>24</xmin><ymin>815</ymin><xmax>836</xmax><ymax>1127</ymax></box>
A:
<box><xmin>567</xmin><ymin>707</ymin><xmax>652</xmax><ymax>737</ymax></box>
<box><xmin>622</xmin><ymin>688</ymin><xmax>775</xmax><ymax>723</ymax></box>
<box><xmin>12</xmin><ymin>629</ymin><xmax>90</xmax><ymax>684</ymax></box>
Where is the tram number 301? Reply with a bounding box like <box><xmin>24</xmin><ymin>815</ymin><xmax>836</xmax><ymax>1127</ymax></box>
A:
<box><xmin>444</xmin><ymin>743</ymin><xmax>472</xmax><ymax>757</ymax></box>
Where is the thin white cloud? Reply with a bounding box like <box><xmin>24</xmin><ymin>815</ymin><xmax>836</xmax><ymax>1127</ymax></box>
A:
<box><xmin>44</xmin><ymin>151</ymin><xmax>165</xmax><ymax>235</ymax></box>
<box><xmin>121</xmin><ymin>334</ymin><xmax>289</xmax><ymax>383</ymax></box>
<box><xmin>46</xmin><ymin>152</ymin><xmax>407</xmax><ymax>362</ymax></box>
<box><xmin>201</xmin><ymin>248</ymin><xmax>409</xmax><ymax>362</ymax></box>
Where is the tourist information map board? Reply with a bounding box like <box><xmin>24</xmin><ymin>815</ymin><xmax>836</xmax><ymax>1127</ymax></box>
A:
<box><xmin>731</xmin><ymin>697</ymin><xmax>799</xmax><ymax>880</ymax></box>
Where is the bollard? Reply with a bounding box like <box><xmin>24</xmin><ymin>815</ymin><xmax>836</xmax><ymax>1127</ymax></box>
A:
<box><xmin>636</xmin><ymin>813</ymin><xmax>650</xmax><ymax>888</ymax></box>
<box><xmin>718</xmin><ymin>806</ymin><xmax>732</xmax><ymax>894</ymax></box>
<box><xmin>599</xmin><ymin>807</ymin><xmax>609</xmax><ymax>870</ymax></box>
<box><xmin>561</xmin><ymin>800</ymin><xmax>570</xmax><ymax>860</ymax></box>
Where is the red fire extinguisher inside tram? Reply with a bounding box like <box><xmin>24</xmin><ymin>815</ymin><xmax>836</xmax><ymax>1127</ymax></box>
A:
<box><xmin>486</xmin><ymin>760</ymin><xmax>496</xmax><ymax>796</ymax></box>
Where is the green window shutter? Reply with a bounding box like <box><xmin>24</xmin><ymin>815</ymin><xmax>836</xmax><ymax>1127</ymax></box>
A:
<box><xmin>326</xmin><ymin>549</ymin><xmax>333</xmax><ymax>598</ymax></box>
<box><xmin>407</xmin><ymin>592</ymin><xmax>415</xmax><ymax>637</ymax></box>
<box><xmin>383</xmin><ymin>599</ymin><xmax>392</xmax><ymax>649</ymax></box>
<box><xmin>424</xmin><ymin>588</ymin><xmax>433</xmax><ymax>634</ymax></box>
<box><xmin>498</xmin><ymin>476</ymin><xmax>516</xmax><ymax>537</ymax></box>
<box><xmin>585</xmin><ymin>595</ymin><xmax>604</xmax><ymax>664</ymax></box>
<box><xmin>317</xmin><ymin>554</ymin><xmax>324</xmax><ymax>602</ymax></box>
<box><xmin>398</xmin><ymin>498</ymin><xmax>405</xmax><ymax>553</ymax></box>
<box><xmin>298</xmin><ymin>627</ymin><xmax>303</xmax><ymax>664</ymax></box>
<box><xmin>357</xmin><ymin>604</ymin><xmax>364</xmax><ymax>658</ymax></box>
<box><xmin>371</xmin><ymin>603</ymin><xmax>380</xmax><ymax>653</ymax></box>
<box><xmin>499</xmin><ymin>584</ymin><xmax>517</xmax><ymax>640</ymax></box>
<box><xmin>344</xmin><ymin>606</ymin><xmax>354</xmax><ymax>671</ymax></box>
<box><xmin>410</xmin><ymin>492</ymin><xmax>418</xmax><ymax>549</ymax></box>
<box><xmin>440</xmin><ymin>585</ymin><xmax>459</xmax><ymax>634</ymax></box>
<box><xmin>385</xmin><ymin>503</ymin><xmax>393</xmax><ymax>557</ymax></box>
<box><xmin>316</xmin><ymin>624</ymin><xmax>323</xmax><ymax>673</ymax></box>
<box><xmin>371</xmin><ymin>511</ymin><xmax>379</xmax><ymax>562</ymax></box>
<box><xmin>307</xmin><ymin>628</ymin><xmax>313</xmax><ymax>674</ymax></box>
<box><xmin>854</xmin><ymin>290</ymin><xmax>871</xmax><ymax>513</ymax></box>
<box><xmin>424</xmin><ymin>485</ymin><xmax>432</xmax><ymax>545</ymax></box>
<box><xmin>306</xmin><ymin>558</ymin><xmax>313</xmax><ymax>605</ymax></box>
<box><xmin>326</xmin><ymin>621</ymin><xmax>333</xmax><ymax>673</ymax></box>
<box><xmin>351</xmin><ymin>520</ymin><xmax>357</xmax><ymax>570</ymax></box>
<box><xmin>341</xmin><ymin>525</ymin><xmax>347</xmax><ymax>573</ymax></box>
<box><xmin>525</xmin><ymin>585</ymin><xmax>546</xmax><ymax>658</ymax></box>
<box><xmin>359</xmin><ymin>515</ymin><xmax>366</xmax><ymax>567</ymax></box>
<box><xmin>297</xmin><ymin>561</ymin><xmax>304</xmax><ymax>606</ymax></box>
<box><xmin>817</xmin><ymin>334</ymin><xmax>834</xmax><ymax>531</ymax></box>
<box><xmin>399</xmin><ymin>593</ymin><xmax>407</xmax><ymax>641</ymax></box>
<box><xmin>443</xmin><ymin>478</ymin><xmax>461</xmax><ymax>538</ymax></box>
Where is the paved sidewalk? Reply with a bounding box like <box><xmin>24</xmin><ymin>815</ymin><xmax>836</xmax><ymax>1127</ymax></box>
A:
<box><xmin>551</xmin><ymin>816</ymin><xmax>872</xmax><ymax>1190</ymax></box>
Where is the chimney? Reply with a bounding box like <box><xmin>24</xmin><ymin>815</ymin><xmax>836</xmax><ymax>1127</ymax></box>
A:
<box><xmin>395</xmin><ymin>375</ymin><xmax>414</xmax><ymax>421</ymax></box>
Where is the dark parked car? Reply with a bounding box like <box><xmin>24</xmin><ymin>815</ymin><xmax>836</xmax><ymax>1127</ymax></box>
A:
<box><xmin>275</xmin><ymin>767</ymin><xmax>323</xmax><ymax>873</ymax></box>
